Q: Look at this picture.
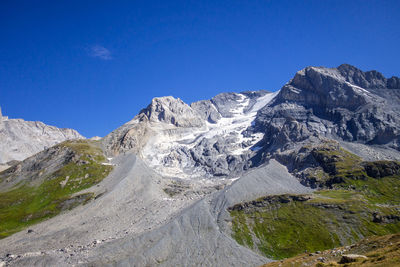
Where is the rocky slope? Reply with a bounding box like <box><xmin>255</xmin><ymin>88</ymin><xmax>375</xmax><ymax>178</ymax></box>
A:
<box><xmin>254</xmin><ymin>64</ymin><xmax>400</xmax><ymax>157</ymax></box>
<box><xmin>0</xmin><ymin>64</ymin><xmax>399</xmax><ymax>267</ymax></box>
<box><xmin>0</xmin><ymin>109</ymin><xmax>84</xmax><ymax>166</ymax></box>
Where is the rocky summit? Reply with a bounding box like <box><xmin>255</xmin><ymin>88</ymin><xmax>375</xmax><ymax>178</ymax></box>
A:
<box><xmin>0</xmin><ymin>64</ymin><xmax>400</xmax><ymax>267</ymax></box>
<box><xmin>255</xmin><ymin>64</ymin><xmax>400</xmax><ymax>154</ymax></box>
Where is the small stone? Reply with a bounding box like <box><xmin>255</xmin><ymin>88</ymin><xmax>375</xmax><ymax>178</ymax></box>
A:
<box><xmin>27</xmin><ymin>229</ymin><xmax>34</xmax><ymax>233</ymax></box>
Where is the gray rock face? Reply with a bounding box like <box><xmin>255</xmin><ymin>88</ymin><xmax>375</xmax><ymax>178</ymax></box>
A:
<box><xmin>138</xmin><ymin>96</ymin><xmax>204</xmax><ymax>127</ymax></box>
<box><xmin>210</xmin><ymin>92</ymin><xmax>243</xmax><ymax>117</ymax></box>
<box><xmin>338</xmin><ymin>64</ymin><xmax>400</xmax><ymax>89</ymax></box>
<box><xmin>102</xmin><ymin>120</ymin><xmax>154</xmax><ymax>156</ymax></box>
<box><xmin>187</xmin><ymin>136</ymin><xmax>252</xmax><ymax>176</ymax></box>
<box><xmin>0</xmin><ymin>113</ymin><xmax>84</xmax><ymax>164</ymax></box>
<box><xmin>255</xmin><ymin>65</ymin><xmax>400</xmax><ymax>154</ymax></box>
<box><xmin>103</xmin><ymin>96</ymin><xmax>204</xmax><ymax>157</ymax></box>
<box><xmin>190</xmin><ymin>100</ymin><xmax>221</xmax><ymax>123</ymax></box>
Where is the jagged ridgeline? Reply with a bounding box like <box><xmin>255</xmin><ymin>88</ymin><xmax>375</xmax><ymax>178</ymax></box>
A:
<box><xmin>0</xmin><ymin>140</ymin><xmax>113</xmax><ymax>238</ymax></box>
<box><xmin>229</xmin><ymin>142</ymin><xmax>400</xmax><ymax>260</ymax></box>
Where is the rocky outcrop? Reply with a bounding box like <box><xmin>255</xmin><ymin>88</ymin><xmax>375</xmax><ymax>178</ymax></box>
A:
<box><xmin>338</xmin><ymin>64</ymin><xmax>400</xmax><ymax>90</ymax></box>
<box><xmin>191</xmin><ymin>100</ymin><xmax>221</xmax><ymax>123</ymax></box>
<box><xmin>363</xmin><ymin>161</ymin><xmax>400</xmax><ymax>178</ymax></box>
<box><xmin>209</xmin><ymin>92</ymin><xmax>243</xmax><ymax>117</ymax></box>
<box><xmin>228</xmin><ymin>194</ymin><xmax>311</xmax><ymax>213</ymax></box>
<box><xmin>339</xmin><ymin>254</ymin><xmax>368</xmax><ymax>264</ymax></box>
<box><xmin>0</xmin><ymin>113</ymin><xmax>84</xmax><ymax>164</ymax></box>
<box><xmin>102</xmin><ymin>121</ymin><xmax>154</xmax><ymax>156</ymax></box>
<box><xmin>255</xmin><ymin>64</ymin><xmax>400</xmax><ymax>154</ymax></box>
<box><xmin>138</xmin><ymin>96</ymin><xmax>204</xmax><ymax>127</ymax></box>
<box><xmin>103</xmin><ymin>96</ymin><xmax>204</xmax><ymax>157</ymax></box>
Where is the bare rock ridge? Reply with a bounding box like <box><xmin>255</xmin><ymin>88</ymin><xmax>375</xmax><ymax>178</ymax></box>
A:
<box><xmin>254</xmin><ymin>64</ymin><xmax>400</xmax><ymax>158</ymax></box>
<box><xmin>0</xmin><ymin>108</ymin><xmax>84</xmax><ymax>165</ymax></box>
<box><xmin>138</xmin><ymin>96</ymin><xmax>204</xmax><ymax>127</ymax></box>
<box><xmin>337</xmin><ymin>63</ymin><xmax>400</xmax><ymax>89</ymax></box>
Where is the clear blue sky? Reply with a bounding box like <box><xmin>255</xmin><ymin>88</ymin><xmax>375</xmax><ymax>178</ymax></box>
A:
<box><xmin>1</xmin><ymin>0</ymin><xmax>399</xmax><ymax>137</ymax></box>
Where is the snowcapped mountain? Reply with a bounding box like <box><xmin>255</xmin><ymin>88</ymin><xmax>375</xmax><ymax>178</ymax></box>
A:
<box><xmin>1</xmin><ymin>64</ymin><xmax>400</xmax><ymax>267</ymax></box>
<box><xmin>105</xmin><ymin>64</ymin><xmax>400</xmax><ymax>179</ymax></box>
<box><xmin>104</xmin><ymin>90</ymin><xmax>278</xmax><ymax>178</ymax></box>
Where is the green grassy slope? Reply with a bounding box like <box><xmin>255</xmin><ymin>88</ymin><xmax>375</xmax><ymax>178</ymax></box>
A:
<box><xmin>230</xmin><ymin>144</ymin><xmax>400</xmax><ymax>260</ymax></box>
<box><xmin>0</xmin><ymin>140</ymin><xmax>113</xmax><ymax>238</ymax></box>
<box><xmin>262</xmin><ymin>232</ymin><xmax>400</xmax><ymax>267</ymax></box>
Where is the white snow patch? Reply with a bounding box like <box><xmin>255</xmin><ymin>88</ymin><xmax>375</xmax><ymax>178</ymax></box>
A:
<box><xmin>250</xmin><ymin>91</ymin><xmax>279</xmax><ymax>112</ymax></box>
<box><xmin>345</xmin><ymin>81</ymin><xmax>371</xmax><ymax>95</ymax></box>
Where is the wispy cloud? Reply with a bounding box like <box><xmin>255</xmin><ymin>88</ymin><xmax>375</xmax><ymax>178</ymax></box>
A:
<box><xmin>88</xmin><ymin>45</ymin><xmax>112</xmax><ymax>60</ymax></box>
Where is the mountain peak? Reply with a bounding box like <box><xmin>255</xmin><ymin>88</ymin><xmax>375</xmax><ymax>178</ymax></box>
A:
<box><xmin>256</xmin><ymin>63</ymin><xmax>400</xmax><ymax>156</ymax></box>
<box><xmin>289</xmin><ymin>64</ymin><xmax>400</xmax><ymax>94</ymax></box>
<box><xmin>337</xmin><ymin>63</ymin><xmax>361</xmax><ymax>72</ymax></box>
<box><xmin>138</xmin><ymin>95</ymin><xmax>204</xmax><ymax>127</ymax></box>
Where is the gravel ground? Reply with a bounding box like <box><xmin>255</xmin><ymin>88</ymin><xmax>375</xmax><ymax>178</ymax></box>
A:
<box><xmin>339</xmin><ymin>141</ymin><xmax>400</xmax><ymax>161</ymax></box>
